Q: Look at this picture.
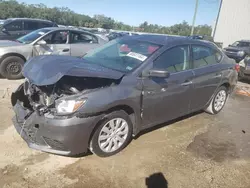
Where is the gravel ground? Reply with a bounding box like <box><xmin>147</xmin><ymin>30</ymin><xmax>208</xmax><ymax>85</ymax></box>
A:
<box><xmin>0</xmin><ymin>79</ymin><xmax>250</xmax><ymax>188</ymax></box>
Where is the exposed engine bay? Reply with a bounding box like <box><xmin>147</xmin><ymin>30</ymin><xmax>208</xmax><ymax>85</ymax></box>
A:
<box><xmin>11</xmin><ymin>76</ymin><xmax>120</xmax><ymax>115</ymax></box>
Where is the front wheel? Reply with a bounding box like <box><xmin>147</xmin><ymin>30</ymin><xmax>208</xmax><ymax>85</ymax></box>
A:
<box><xmin>205</xmin><ymin>86</ymin><xmax>228</xmax><ymax>115</ymax></box>
<box><xmin>90</xmin><ymin>110</ymin><xmax>133</xmax><ymax>157</ymax></box>
<box><xmin>0</xmin><ymin>56</ymin><xmax>25</xmax><ymax>79</ymax></box>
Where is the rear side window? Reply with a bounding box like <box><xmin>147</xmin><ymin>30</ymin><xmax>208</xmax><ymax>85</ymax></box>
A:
<box><xmin>24</xmin><ymin>21</ymin><xmax>39</xmax><ymax>30</ymax></box>
<box><xmin>4</xmin><ymin>20</ymin><xmax>23</xmax><ymax>31</ymax></box>
<box><xmin>192</xmin><ymin>45</ymin><xmax>222</xmax><ymax>69</ymax></box>
<box><xmin>39</xmin><ymin>22</ymin><xmax>53</xmax><ymax>28</ymax></box>
<box><xmin>71</xmin><ymin>32</ymin><xmax>98</xmax><ymax>44</ymax></box>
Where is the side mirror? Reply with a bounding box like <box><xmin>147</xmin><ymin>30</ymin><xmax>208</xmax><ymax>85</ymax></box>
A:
<box><xmin>229</xmin><ymin>44</ymin><xmax>232</xmax><ymax>47</ymax></box>
<box><xmin>37</xmin><ymin>40</ymin><xmax>46</xmax><ymax>45</ymax></box>
<box><xmin>143</xmin><ymin>69</ymin><xmax>170</xmax><ymax>78</ymax></box>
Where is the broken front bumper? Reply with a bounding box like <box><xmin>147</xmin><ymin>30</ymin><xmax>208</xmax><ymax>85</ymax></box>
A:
<box><xmin>12</xmin><ymin>101</ymin><xmax>102</xmax><ymax>156</ymax></box>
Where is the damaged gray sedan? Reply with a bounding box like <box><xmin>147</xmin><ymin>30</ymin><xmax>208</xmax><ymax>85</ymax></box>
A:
<box><xmin>11</xmin><ymin>35</ymin><xmax>238</xmax><ymax>157</ymax></box>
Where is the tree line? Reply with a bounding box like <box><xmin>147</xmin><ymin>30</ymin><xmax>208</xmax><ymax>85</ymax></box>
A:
<box><xmin>0</xmin><ymin>0</ymin><xmax>212</xmax><ymax>36</ymax></box>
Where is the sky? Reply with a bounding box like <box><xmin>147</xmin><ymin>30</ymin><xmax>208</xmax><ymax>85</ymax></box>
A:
<box><xmin>17</xmin><ymin>0</ymin><xmax>220</xmax><ymax>26</ymax></box>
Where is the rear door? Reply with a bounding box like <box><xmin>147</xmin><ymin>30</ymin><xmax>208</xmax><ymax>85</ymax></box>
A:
<box><xmin>2</xmin><ymin>20</ymin><xmax>24</xmax><ymax>40</ymax></box>
<box><xmin>69</xmin><ymin>31</ymin><xmax>100</xmax><ymax>57</ymax></box>
<box><xmin>32</xmin><ymin>30</ymin><xmax>71</xmax><ymax>56</ymax></box>
<box><xmin>190</xmin><ymin>45</ymin><xmax>223</xmax><ymax>111</ymax></box>
<box><xmin>142</xmin><ymin>45</ymin><xmax>195</xmax><ymax>127</ymax></box>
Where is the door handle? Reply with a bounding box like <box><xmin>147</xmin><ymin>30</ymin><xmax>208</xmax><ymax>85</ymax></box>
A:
<box><xmin>181</xmin><ymin>81</ymin><xmax>192</xmax><ymax>86</ymax></box>
<box><xmin>62</xmin><ymin>48</ymin><xmax>69</xmax><ymax>52</ymax></box>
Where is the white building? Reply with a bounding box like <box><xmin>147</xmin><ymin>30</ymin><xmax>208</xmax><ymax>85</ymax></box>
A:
<box><xmin>213</xmin><ymin>0</ymin><xmax>250</xmax><ymax>47</ymax></box>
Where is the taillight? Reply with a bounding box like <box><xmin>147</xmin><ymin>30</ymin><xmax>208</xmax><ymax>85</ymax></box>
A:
<box><xmin>235</xmin><ymin>64</ymin><xmax>240</xmax><ymax>72</ymax></box>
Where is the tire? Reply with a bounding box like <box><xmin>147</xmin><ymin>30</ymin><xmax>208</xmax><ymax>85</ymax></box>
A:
<box><xmin>90</xmin><ymin>110</ymin><xmax>133</xmax><ymax>157</ymax></box>
<box><xmin>205</xmin><ymin>86</ymin><xmax>228</xmax><ymax>115</ymax></box>
<box><xmin>0</xmin><ymin>56</ymin><xmax>25</xmax><ymax>79</ymax></box>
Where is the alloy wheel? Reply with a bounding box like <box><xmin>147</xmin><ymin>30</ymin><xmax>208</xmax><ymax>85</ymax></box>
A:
<box><xmin>214</xmin><ymin>90</ymin><xmax>227</xmax><ymax>111</ymax></box>
<box><xmin>98</xmin><ymin>118</ymin><xmax>129</xmax><ymax>153</ymax></box>
<box><xmin>6</xmin><ymin>62</ymin><xmax>22</xmax><ymax>75</ymax></box>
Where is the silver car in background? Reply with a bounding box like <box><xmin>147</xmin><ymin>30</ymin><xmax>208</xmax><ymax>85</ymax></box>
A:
<box><xmin>0</xmin><ymin>27</ymin><xmax>107</xmax><ymax>79</ymax></box>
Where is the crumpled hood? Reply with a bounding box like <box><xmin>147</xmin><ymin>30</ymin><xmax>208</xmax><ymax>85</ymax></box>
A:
<box><xmin>23</xmin><ymin>55</ymin><xmax>124</xmax><ymax>86</ymax></box>
<box><xmin>0</xmin><ymin>40</ymin><xmax>24</xmax><ymax>47</ymax></box>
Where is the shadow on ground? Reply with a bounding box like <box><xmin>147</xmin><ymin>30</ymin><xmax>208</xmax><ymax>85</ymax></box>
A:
<box><xmin>146</xmin><ymin>172</ymin><xmax>168</xmax><ymax>188</ymax></box>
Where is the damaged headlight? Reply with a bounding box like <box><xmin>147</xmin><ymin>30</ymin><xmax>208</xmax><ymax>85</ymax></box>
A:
<box><xmin>56</xmin><ymin>99</ymin><xmax>87</xmax><ymax>114</ymax></box>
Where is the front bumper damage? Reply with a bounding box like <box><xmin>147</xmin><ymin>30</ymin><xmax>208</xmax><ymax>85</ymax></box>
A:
<box><xmin>12</xmin><ymin>100</ymin><xmax>102</xmax><ymax>156</ymax></box>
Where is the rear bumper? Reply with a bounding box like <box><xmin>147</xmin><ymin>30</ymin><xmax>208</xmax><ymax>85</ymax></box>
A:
<box><xmin>12</xmin><ymin>101</ymin><xmax>102</xmax><ymax>156</ymax></box>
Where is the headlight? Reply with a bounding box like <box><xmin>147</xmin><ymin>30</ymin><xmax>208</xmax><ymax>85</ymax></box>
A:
<box><xmin>237</xmin><ymin>51</ymin><xmax>245</xmax><ymax>56</ymax></box>
<box><xmin>56</xmin><ymin>99</ymin><xmax>87</xmax><ymax>114</ymax></box>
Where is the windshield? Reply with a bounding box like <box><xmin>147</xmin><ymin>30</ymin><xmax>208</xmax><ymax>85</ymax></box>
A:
<box><xmin>17</xmin><ymin>28</ymin><xmax>51</xmax><ymax>44</ymax></box>
<box><xmin>83</xmin><ymin>38</ymin><xmax>162</xmax><ymax>73</ymax></box>
<box><xmin>231</xmin><ymin>41</ymin><xmax>250</xmax><ymax>47</ymax></box>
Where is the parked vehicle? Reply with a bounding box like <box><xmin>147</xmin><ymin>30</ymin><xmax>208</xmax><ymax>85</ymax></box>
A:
<box><xmin>189</xmin><ymin>35</ymin><xmax>222</xmax><ymax>48</ymax></box>
<box><xmin>11</xmin><ymin>35</ymin><xmax>238</xmax><ymax>157</ymax></box>
<box><xmin>239</xmin><ymin>55</ymin><xmax>250</xmax><ymax>80</ymax></box>
<box><xmin>223</xmin><ymin>40</ymin><xmax>250</xmax><ymax>63</ymax></box>
<box><xmin>107</xmin><ymin>32</ymin><xmax>128</xmax><ymax>41</ymax></box>
<box><xmin>0</xmin><ymin>18</ymin><xmax>58</xmax><ymax>40</ymax></box>
<box><xmin>0</xmin><ymin>27</ymin><xmax>107</xmax><ymax>79</ymax></box>
<box><xmin>189</xmin><ymin>35</ymin><xmax>214</xmax><ymax>42</ymax></box>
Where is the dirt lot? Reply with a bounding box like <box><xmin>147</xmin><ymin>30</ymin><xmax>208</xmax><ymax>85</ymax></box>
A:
<box><xmin>0</xmin><ymin>79</ymin><xmax>250</xmax><ymax>188</ymax></box>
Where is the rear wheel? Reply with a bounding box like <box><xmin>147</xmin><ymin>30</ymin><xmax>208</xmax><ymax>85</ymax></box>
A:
<box><xmin>90</xmin><ymin>110</ymin><xmax>133</xmax><ymax>157</ymax></box>
<box><xmin>0</xmin><ymin>56</ymin><xmax>25</xmax><ymax>79</ymax></box>
<box><xmin>205</xmin><ymin>86</ymin><xmax>228</xmax><ymax>114</ymax></box>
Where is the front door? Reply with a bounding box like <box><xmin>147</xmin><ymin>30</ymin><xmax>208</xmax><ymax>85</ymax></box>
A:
<box><xmin>32</xmin><ymin>30</ymin><xmax>71</xmax><ymax>56</ymax></box>
<box><xmin>142</xmin><ymin>45</ymin><xmax>194</xmax><ymax>127</ymax></box>
<box><xmin>190</xmin><ymin>45</ymin><xmax>223</xmax><ymax>111</ymax></box>
<box><xmin>70</xmin><ymin>31</ymin><xmax>100</xmax><ymax>57</ymax></box>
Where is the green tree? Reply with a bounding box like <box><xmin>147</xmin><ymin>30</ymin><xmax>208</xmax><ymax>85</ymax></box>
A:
<box><xmin>0</xmin><ymin>0</ymin><xmax>212</xmax><ymax>35</ymax></box>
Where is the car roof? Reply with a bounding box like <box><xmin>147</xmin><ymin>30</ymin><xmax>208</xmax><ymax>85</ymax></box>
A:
<box><xmin>5</xmin><ymin>18</ymin><xmax>54</xmax><ymax>23</ymax></box>
<box><xmin>123</xmin><ymin>34</ymin><xmax>215</xmax><ymax>47</ymax></box>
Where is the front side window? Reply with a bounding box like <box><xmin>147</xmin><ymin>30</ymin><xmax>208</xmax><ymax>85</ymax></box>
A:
<box><xmin>4</xmin><ymin>20</ymin><xmax>22</xmax><ymax>31</ymax></box>
<box><xmin>71</xmin><ymin>32</ymin><xmax>98</xmax><ymax>44</ymax></box>
<box><xmin>153</xmin><ymin>46</ymin><xmax>190</xmax><ymax>73</ymax></box>
<box><xmin>192</xmin><ymin>45</ymin><xmax>220</xmax><ymax>68</ymax></box>
<box><xmin>42</xmin><ymin>31</ymin><xmax>68</xmax><ymax>44</ymax></box>
<box><xmin>83</xmin><ymin>38</ymin><xmax>161</xmax><ymax>73</ymax></box>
